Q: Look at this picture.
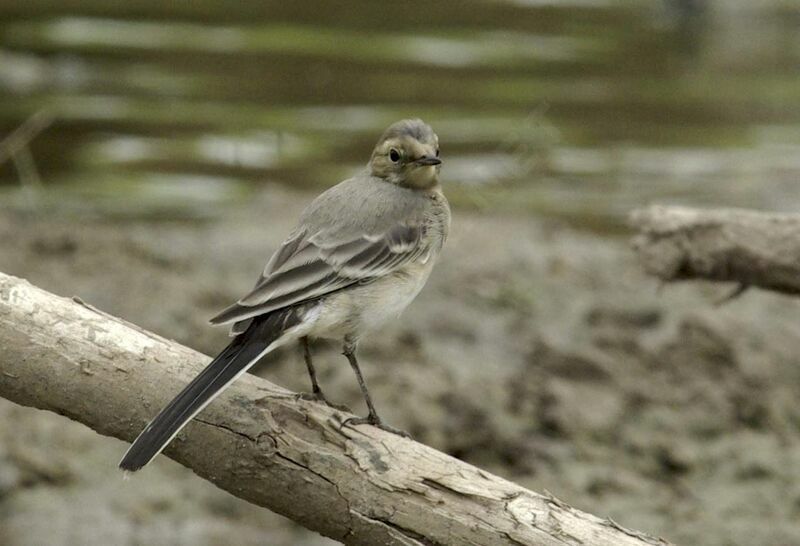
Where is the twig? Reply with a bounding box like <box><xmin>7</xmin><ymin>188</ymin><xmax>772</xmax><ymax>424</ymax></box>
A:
<box><xmin>0</xmin><ymin>110</ymin><xmax>53</xmax><ymax>166</ymax></box>
<box><xmin>1</xmin><ymin>110</ymin><xmax>53</xmax><ymax>206</ymax></box>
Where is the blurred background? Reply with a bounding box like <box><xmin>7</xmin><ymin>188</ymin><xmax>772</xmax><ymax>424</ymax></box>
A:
<box><xmin>1</xmin><ymin>1</ymin><xmax>800</xmax><ymax>544</ymax></box>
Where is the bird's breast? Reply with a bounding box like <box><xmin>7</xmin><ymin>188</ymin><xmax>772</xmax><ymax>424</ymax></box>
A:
<box><xmin>306</xmin><ymin>259</ymin><xmax>435</xmax><ymax>342</ymax></box>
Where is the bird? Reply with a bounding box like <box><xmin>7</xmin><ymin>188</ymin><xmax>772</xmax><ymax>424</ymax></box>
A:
<box><xmin>119</xmin><ymin>118</ymin><xmax>450</xmax><ymax>472</ymax></box>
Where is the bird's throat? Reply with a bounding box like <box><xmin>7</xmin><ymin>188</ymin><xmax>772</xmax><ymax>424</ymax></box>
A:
<box><xmin>403</xmin><ymin>166</ymin><xmax>439</xmax><ymax>189</ymax></box>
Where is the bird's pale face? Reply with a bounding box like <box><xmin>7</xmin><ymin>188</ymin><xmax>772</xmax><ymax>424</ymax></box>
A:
<box><xmin>369</xmin><ymin>120</ymin><xmax>441</xmax><ymax>189</ymax></box>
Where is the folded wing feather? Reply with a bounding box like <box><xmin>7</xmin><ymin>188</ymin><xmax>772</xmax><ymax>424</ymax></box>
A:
<box><xmin>209</xmin><ymin>222</ymin><xmax>428</xmax><ymax>327</ymax></box>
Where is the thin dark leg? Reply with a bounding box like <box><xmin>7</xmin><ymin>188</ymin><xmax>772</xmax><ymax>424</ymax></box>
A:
<box><xmin>296</xmin><ymin>337</ymin><xmax>349</xmax><ymax>411</ymax></box>
<box><xmin>302</xmin><ymin>336</ymin><xmax>323</xmax><ymax>396</ymax></box>
<box><xmin>341</xmin><ymin>340</ymin><xmax>409</xmax><ymax>438</ymax></box>
<box><xmin>343</xmin><ymin>341</ymin><xmax>380</xmax><ymax>421</ymax></box>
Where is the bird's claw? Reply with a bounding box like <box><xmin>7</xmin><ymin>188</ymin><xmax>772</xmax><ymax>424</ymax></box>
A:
<box><xmin>295</xmin><ymin>391</ymin><xmax>351</xmax><ymax>412</ymax></box>
<box><xmin>342</xmin><ymin>415</ymin><xmax>411</xmax><ymax>438</ymax></box>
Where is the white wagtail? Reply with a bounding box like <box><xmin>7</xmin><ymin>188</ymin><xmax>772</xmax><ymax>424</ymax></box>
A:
<box><xmin>120</xmin><ymin>119</ymin><xmax>450</xmax><ymax>471</ymax></box>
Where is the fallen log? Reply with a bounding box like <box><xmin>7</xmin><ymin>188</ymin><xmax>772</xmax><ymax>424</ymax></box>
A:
<box><xmin>0</xmin><ymin>271</ymin><xmax>670</xmax><ymax>546</ymax></box>
<box><xmin>630</xmin><ymin>205</ymin><xmax>800</xmax><ymax>297</ymax></box>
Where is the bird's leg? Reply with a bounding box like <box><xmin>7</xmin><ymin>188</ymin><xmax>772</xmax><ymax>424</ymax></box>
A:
<box><xmin>343</xmin><ymin>341</ymin><xmax>379</xmax><ymax>420</ymax></box>
<box><xmin>295</xmin><ymin>337</ymin><xmax>350</xmax><ymax>412</ymax></box>
<box><xmin>341</xmin><ymin>339</ymin><xmax>410</xmax><ymax>438</ymax></box>
<box><xmin>302</xmin><ymin>336</ymin><xmax>324</xmax><ymax>397</ymax></box>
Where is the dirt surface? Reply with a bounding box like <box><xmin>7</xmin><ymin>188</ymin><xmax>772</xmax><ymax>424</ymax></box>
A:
<box><xmin>1</xmin><ymin>187</ymin><xmax>800</xmax><ymax>545</ymax></box>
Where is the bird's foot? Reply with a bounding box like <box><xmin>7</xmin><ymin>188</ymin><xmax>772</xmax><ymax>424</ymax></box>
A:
<box><xmin>295</xmin><ymin>391</ymin><xmax>351</xmax><ymax>413</ymax></box>
<box><xmin>342</xmin><ymin>414</ymin><xmax>411</xmax><ymax>438</ymax></box>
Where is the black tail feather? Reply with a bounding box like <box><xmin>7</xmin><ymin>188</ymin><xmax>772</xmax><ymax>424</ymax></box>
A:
<box><xmin>119</xmin><ymin>308</ymin><xmax>304</xmax><ymax>472</ymax></box>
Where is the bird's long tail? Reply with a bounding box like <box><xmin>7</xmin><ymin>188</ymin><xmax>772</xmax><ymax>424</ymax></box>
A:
<box><xmin>119</xmin><ymin>307</ymin><xmax>305</xmax><ymax>472</ymax></box>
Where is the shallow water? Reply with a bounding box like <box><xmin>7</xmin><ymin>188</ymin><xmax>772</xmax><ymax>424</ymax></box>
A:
<box><xmin>1</xmin><ymin>0</ymin><xmax>799</xmax><ymax>228</ymax></box>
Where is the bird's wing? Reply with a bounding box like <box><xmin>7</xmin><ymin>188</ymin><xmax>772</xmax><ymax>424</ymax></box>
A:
<box><xmin>209</xmin><ymin>221</ymin><xmax>430</xmax><ymax>326</ymax></box>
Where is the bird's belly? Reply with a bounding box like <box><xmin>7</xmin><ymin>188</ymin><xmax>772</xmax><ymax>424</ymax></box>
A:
<box><xmin>306</xmin><ymin>262</ymin><xmax>433</xmax><ymax>341</ymax></box>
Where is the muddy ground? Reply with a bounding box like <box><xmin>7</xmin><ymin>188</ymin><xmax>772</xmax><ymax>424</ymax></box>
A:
<box><xmin>1</xmin><ymin>187</ymin><xmax>799</xmax><ymax>545</ymax></box>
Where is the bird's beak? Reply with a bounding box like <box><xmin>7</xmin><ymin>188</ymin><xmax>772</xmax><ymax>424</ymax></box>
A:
<box><xmin>414</xmin><ymin>156</ymin><xmax>442</xmax><ymax>166</ymax></box>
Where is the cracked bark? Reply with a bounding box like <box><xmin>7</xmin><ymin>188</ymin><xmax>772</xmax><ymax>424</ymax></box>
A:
<box><xmin>0</xmin><ymin>271</ymin><xmax>672</xmax><ymax>546</ymax></box>
<box><xmin>630</xmin><ymin>205</ymin><xmax>800</xmax><ymax>297</ymax></box>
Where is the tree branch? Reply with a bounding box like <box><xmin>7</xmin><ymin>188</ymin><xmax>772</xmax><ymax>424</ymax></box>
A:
<box><xmin>0</xmin><ymin>271</ymin><xmax>670</xmax><ymax>546</ymax></box>
<box><xmin>630</xmin><ymin>205</ymin><xmax>800</xmax><ymax>297</ymax></box>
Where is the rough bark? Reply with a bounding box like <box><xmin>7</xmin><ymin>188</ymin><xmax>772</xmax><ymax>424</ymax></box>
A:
<box><xmin>630</xmin><ymin>205</ymin><xmax>800</xmax><ymax>296</ymax></box>
<box><xmin>0</xmin><ymin>271</ymin><xmax>670</xmax><ymax>546</ymax></box>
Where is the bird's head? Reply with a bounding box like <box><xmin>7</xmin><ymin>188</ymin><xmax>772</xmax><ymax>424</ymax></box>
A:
<box><xmin>369</xmin><ymin>119</ymin><xmax>441</xmax><ymax>189</ymax></box>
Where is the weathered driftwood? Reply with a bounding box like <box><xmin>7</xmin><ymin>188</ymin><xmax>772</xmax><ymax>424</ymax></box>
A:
<box><xmin>0</xmin><ymin>272</ymin><xmax>670</xmax><ymax>546</ymax></box>
<box><xmin>630</xmin><ymin>205</ymin><xmax>800</xmax><ymax>297</ymax></box>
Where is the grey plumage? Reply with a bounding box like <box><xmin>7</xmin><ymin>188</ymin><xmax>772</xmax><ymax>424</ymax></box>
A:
<box><xmin>211</xmin><ymin>175</ymin><xmax>447</xmax><ymax>330</ymax></box>
<box><xmin>120</xmin><ymin>118</ymin><xmax>449</xmax><ymax>471</ymax></box>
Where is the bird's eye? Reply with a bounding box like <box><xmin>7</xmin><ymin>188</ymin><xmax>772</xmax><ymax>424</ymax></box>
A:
<box><xmin>389</xmin><ymin>148</ymin><xmax>400</xmax><ymax>163</ymax></box>
<box><xmin>435</xmin><ymin>149</ymin><xmax>440</xmax><ymax>157</ymax></box>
